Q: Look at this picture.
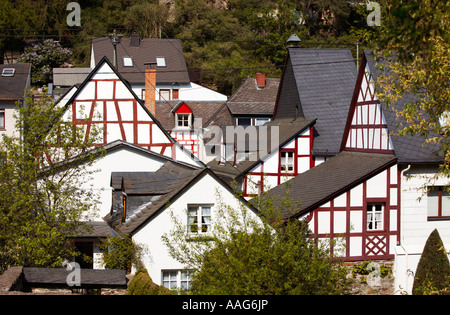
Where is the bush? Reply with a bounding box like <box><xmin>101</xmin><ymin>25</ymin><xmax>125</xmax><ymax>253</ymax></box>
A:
<box><xmin>127</xmin><ymin>269</ymin><xmax>173</xmax><ymax>295</ymax></box>
<box><xmin>99</xmin><ymin>235</ymin><xmax>143</xmax><ymax>271</ymax></box>
<box><xmin>17</xmin><ymin>39</ymin><xmax>72</xmax><ymax>86</ymax></box>
<box><xmin>412</xmin><ymin>229</ymin><xmax>450</xmax><ymax>295</ymax></box>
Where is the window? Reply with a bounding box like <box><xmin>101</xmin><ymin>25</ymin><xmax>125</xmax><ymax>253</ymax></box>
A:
<box><xmin>237</xmin><ymin>117</ymin><xmax>252</xmax><ymax>126</ymax></box>
<box><xmin>176</xmin><ymin>113</ymin><xmax>191</xmax><ymax>128</ymax></box>
<box><xmin>188</xmin><ymin>205</ymin><xmax>212</xmax><ymax>233</ymax></box>
<box><xmin>0</xmin><ymin>109</ymin><xmax>5</xmax><ymax>129</ymax></box>
<box><xmin>280</xmin><ymin>151</ymin><xmax>294</xmax><ymax>172</ymax></box>
<box><xmin>123</xmin><ymin>57</ymin><xmax>133</xmax><ymax>67</ymax></box>
<box><xmin>255</xmin><ymin>118</ymin><xmax>270</xmax><ymax>126</ymax></box>
<box><xmin>427</xmin><ymin>186</ymin><xmax>450</xmax><ymax>220</ymax></box>
<box><xmin>162</xmin><ymin>271</ymin><xmax>178</xmax><ymax>290</ymax></box>
<box><xmin>1</xmin><ymin>68</ymin><xmax>15</xmax><ymax>77</ymax></box>
<box><xmin>156</xmin><ymin>57</ymin><xmax>166</xmax><ymax>67</ymax></box>
<box><xmin>162</xmin><ymin>270</ymin><xmax>192</xmax><ymax>291</ymax></box>
<box><xmin>367</xmin><ymin>203</ymin><xmax>383</xmax><ymax>231</ymax></box>
<box><xmin>172</xmin><ymin>89</ymin><xmax>179</xmax><ymax>100</ymax></box>
<box><xmin>159</xmin><ymin>89</ymin><xmax>170</xmax><ymax>100</ymax></box>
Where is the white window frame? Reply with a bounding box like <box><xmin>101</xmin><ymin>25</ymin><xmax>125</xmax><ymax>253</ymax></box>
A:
<box><xmin>367</xmin><ymin>203</ymin><xmax>384</xmax><ymax>231</ymax></box>
<box><xmin>162</xmin><ymin>270</ymin><xmax>192</xmax><ymax>291</ymax></box>
<box><xmin>176</xmin><ymin>113</ymin><xmax>192</xmax><ymax>129</ymax></box>
<box><xmin>123</xmin><ymin>57</ymin><xmax>133</xmax><ymax>67</ymax></box>
<box><xmin>156</xmin><ymin>57</ymin><xmax>166</xmax><ymax>68</ymax></box>
<box><xmin>280</xmin><ymin>151</ymin><xmax>294</xmax><ymax>172</ymax></box>
<box><xmin>427</xmin><ymin>186</ymin><xmax>450</xmax><ymax>220</ymax></box>
<box><xmin>188</xmin><ymin>204</ymin><xmax>212</xmax><ymax>234</ymax></box>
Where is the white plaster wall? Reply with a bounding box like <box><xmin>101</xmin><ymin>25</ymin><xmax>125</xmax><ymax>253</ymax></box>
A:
<box><xmin>0</xmin><ymin>103</ymin><xmax>19</xmax><ymax>139</ymax></box>
<box><xmin>80</xmin><ymin>146</ymin><xmax>166</xmax><ymax>220</ymax></box>
<box><xmin>132</xmin><ymin>173</ymin><xmax>257</xmax><ymax>285</ymax></box>
<box><xmin>394</xmin><ymin>165</ymin><xmax>450</xmax><ymax>294</ymax></box>
<box><xmin>132</xmin><ymin>82</ymin><xmax>227</xmax><ymax>102</ymax></box>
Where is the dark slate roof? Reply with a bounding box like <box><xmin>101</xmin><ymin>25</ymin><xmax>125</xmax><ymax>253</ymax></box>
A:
<box><xmin>227</xmin><ymin>77</ymin><xmax>280</xmax><ymax>115</ymax></box>
<box><xmin>207</xmin><ymin>118</ymin><xmax>316</xmax><ymax>180</ymax></box>
<box><xmin>0</xmin><ymin>63</ymin><xmax>31</xmax><ymax>100</ymax></box>
<box><xmin>363</xmin><ymin>50</ymin><xmax>441</xmax><ymax>164</ymax></box>
<box><xmin>75</xmin><ymin>221</ymin><xmax>111</xmax><ymax>238</ymax></box>
<box><xmin>263</xmin><ymin>151</ymin><xmax>397</xmax><ymax>219</ymax></box>
<box><xmin>91</xmin><ymin>37</ymin><xmax>190</xmax><ymax>85</ymax></box>
<box><xmin>105</xmin><ymin>163</ymin><xmax>206</xmax><ymax>235</ymax></box>
<box><xmin>274</xmin><ymin>48</ymin><xmax>357</xmax><ymax>157</ymax></box>
<box><xmin>154</xmin><ymin>100</ymin><xmax>232</xmax><ymax>130</ymax></box>
<box><xmin>22</xmin><ymin>267</ymin><xmax>128</xmax><ymax>289</ymax></box>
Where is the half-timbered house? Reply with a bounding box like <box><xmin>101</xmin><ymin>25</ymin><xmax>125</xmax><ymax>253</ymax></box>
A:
<box><xmin>105</xmin><ymin>162</ymin><xmax>259</xmax><ymax>289</ymax></box>
<box><xmin>265</xmin><ymin>50</ymin><xmax>449</xmax><ymax>294</ymax></box>
<box><xmin>57</xmin><ymin>56</ymin><xmax>202</xmax><ymax>167</ymax></box>
<box><xmin>207</xmin><ymin>48</ymin><xmax>357</xmax><ymax>197</ymax></box>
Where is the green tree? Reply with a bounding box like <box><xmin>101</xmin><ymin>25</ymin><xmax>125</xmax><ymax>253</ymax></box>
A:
<box><xmin>0</xmin><ymin>90</ymin><xmax>103</xmax><ymax>273</ymax></box>
<box><xmin>124</xmin><ymin>2</ymin><xmax>171</xmax><ymax>38</ymax></box>
<box><xmin>162</xmin><ymin>188</ymin><xmax>352</xmax><ymax>295</ymax></box>
<box><xmin>99</xmin><ymin>235</ymin><xmax>144</xmax><ymax>271</ymax></box>
<box><xmin>412</xmin><ymin>229</ymin><xmax>450</xmax><ymax>295</ymax></box>
<box><xmin>374</xmin><ymin>0</ymin><xmax>450</xmax><ymax>176</ymax></box>
<box><xmin>17</xmin><ymin>39</ymin><xmax>73</xmax><ymax>86</ymax></box>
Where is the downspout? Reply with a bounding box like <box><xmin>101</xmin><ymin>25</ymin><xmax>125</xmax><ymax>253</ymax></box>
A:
<box><xmin>399</xmin><ymin>164</ymin><xmax>411</xmax><ymax>293</ymax></box>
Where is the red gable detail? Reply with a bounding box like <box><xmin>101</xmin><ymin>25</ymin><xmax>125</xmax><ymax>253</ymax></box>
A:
<box><xmin>174</xmin><ymin>102</ymin><xmax>193</xmax><ymax>114</ymax></box>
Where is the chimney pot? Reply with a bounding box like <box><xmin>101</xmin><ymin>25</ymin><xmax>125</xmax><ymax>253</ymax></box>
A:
<box><xmin>255</xmin><ymin>73</ymin><xmax>266</xmax><ymax>88</ymax></box>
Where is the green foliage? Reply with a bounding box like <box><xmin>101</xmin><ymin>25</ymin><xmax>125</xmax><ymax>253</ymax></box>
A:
<box><xmin>412</xmin><ymin>229</ymin><xmax>450</xmax><ymax>295</ymax></box>
<box><xmin>127</xmin><ymin>269</ymin><xmax>174</xmax><ymax>295</ymax></box>
<box><xmin>17</xmin><ymin>40</ymin><xmax>72</xmax><ymax>86</ymax></box>
<box><xmin>2</xmin><ymin>0</ymin><xmax>367</xmax><ymax>93</ymax></box>
<box><xmin>374</xmin><ymin>0</ymin><xmax>450</xmax><ymax>177</ymax></box>
<box><xmin>99</xmin><ymin>235</ymin><xmax>144</xmax><ymax>271</ymax></box>
<box><xmin>352</xmin><ymin>261</ymin><xmax>391</xmax><ymax>279</ymax></box>
<box><xmin>0</xmin><ymin>90</ymin><xmax>104</xmax><ymax>273</ymax></box>
<box><xmin>162</xmin><ymin>187</ymin><xmax>353</xmax><ymax>295</ymax></box>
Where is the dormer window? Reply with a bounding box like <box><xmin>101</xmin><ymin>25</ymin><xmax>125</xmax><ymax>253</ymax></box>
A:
<box><xmin>176</xmin><ymin>113</ymin><xmax>191</xmax><ymax>128</ymax></box>
<box><xmin>172</xmin><ymin>102</ymin><xmax>193</xmax><ymax>129</ymax></box>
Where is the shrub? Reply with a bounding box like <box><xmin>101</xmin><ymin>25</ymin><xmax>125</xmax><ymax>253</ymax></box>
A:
<box><xmin>127</xmin><ymin>269</ymin><xmax>173</xmax><ymax>295</ymax></box>
<box><xmin>17</xmin><ymin>39</ymin><xmax>72</xmax><ymax>86</ymax></box>
<box><xmin>412</xmin><ymin>229</ymin><xmax>450</xmax><ymax>295</ymax></box>
<box><xmin>99</xmin><ymin>235</ymin><xmax>143</xmax><ymax>271</ymax></box>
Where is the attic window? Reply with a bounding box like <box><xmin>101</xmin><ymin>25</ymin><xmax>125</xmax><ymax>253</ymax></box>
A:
<box><xmin>156</xmin><ymin>57</ymin><xmax>166</xmax><ymax>68</ymax></box>
<box><xmin>1</xmin><ymin>68</ymin><xmax>15</xmax><ymax>77</ymax></box>
<box><xmin>123</xmin><ymin>57</ymin><xmax>133</xmax><ymax>67</ymax></box>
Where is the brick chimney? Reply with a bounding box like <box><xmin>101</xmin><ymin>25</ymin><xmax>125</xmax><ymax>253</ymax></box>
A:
<box><xmin>255</xmin><ymin>73</ymin><xmax>266</xmax><ymax>88</ymax></box>
<box><xmin>144</xmin><ymin>62</ymin><xmax>157</xmax><ymax>116</ymax></box>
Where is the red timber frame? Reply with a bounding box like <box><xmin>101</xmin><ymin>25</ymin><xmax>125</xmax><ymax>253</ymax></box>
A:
<box><xmin>306</xmin><ymin>165</ymin><xmax>401</xmax><ymax>261</ymax></box>
<box><xmin>169</xmin><ymin>102</ymin><xmax>198</xmax><ymax>156</ymax></box>
<box><xmin>243</xmin><ymin>126</ymin><xmax>314</xmax><ymax>197</ymax></box>
<box><xmin>169</xmin><ymin>130</ymin><xmax>198</xmax><ymax>156</ymax></box>
<box><xmin>341</xmin><ymin>54</ymin><xmax>394</xmax><ymax>154</ymax></box>
<box><xmin>70</xmin><ymin>78</ymin><xmax>174</xmax><ymax>156</ymax></box>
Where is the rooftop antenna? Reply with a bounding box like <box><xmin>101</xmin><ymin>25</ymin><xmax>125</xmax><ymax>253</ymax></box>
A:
<box><xmin>286</xmin><ymin>34</ymin><xmax>301</xmax><ymax>48</ymax></box>
<box><xmin>108</xmin><ymin>29</ymin><xmax>123</xmax><ymax>70</ymax></box>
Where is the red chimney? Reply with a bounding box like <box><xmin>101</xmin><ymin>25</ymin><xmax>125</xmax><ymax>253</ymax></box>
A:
<box><xmin>255</xmin><ymin>73</ymin><xmax>266</xmax><ymax>88</ymax></box>
<box><xmin>144</xmin><ymin>62</ymin><xmax>157</xmax><ymax>116</ymax></box>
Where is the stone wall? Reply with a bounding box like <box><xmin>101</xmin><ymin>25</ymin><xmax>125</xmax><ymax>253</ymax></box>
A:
<box><xmin>346</xmin><ymin>260</ymin><xmax>395</xmax><ymax>295</ymax></box>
